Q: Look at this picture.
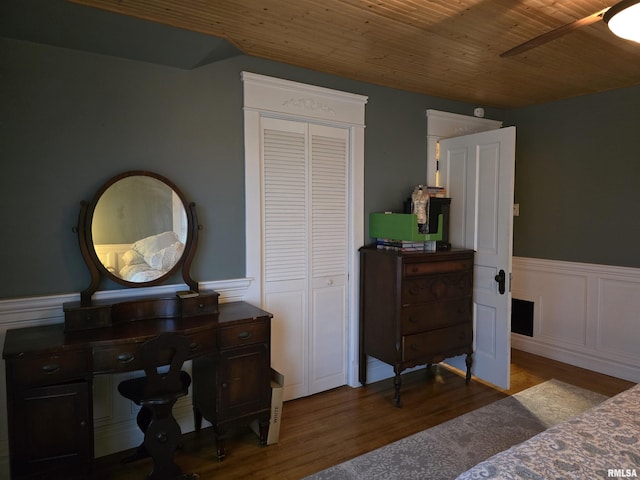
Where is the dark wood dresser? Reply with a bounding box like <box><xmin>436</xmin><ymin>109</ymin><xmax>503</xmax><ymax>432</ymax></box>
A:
<box><xmin>358</xmin><ymin>246</ymin><xmax>474</xmax><ymax>406</ymax></box>
<box><xmin>2</xmin><ymin>299</ymin><xmax>272</xmax><ymax>479</ymax></box>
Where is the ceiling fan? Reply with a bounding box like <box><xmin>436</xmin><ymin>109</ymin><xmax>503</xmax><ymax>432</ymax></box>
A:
<box><xmin>501</xmin><ymin>0</ymin><xmax>640</xmax><ymax>57</ymax></box>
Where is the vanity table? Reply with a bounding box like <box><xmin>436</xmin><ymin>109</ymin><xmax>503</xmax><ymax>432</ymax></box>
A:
<box><xmin>2</xmin><ymin>172</ymin><xmax>273</xmax><ymax>479</ymax></box>
<box><xmin>3</xmin><ymin>299</ymin><xmax>271</xmax><ymax>479</ymax></box>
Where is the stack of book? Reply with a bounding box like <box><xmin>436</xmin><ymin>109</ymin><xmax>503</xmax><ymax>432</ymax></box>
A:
<box><xmin>425</xmin><ymin>185</ymin><xmax>447</xmax><ymax>197</ymax></box>
<box><xmin>376</xmin><ymin>238</ymin><xmax>436</xmax><ymax>252</ymax></box>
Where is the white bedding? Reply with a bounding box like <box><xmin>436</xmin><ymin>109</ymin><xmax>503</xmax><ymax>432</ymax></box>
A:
<box><xmin>117</xmin><ymin>231</ymin><xmax>184</xmax><ymax>282</ymax></box>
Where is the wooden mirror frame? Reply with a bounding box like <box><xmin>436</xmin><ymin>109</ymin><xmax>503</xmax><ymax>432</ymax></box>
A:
<box><xmin>77</xmin><ymin>171</ymin><xmax>200</xmax><ymax>306</ymax></box>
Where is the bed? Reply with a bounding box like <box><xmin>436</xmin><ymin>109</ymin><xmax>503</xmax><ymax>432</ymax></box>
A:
<box><xmin>94</xmin><ymin>231</ymin><xmax>185</xmax><ymax>282</ymax></box>
<box><xmin>456</xmin><ymin>383</ymin><xmax>640</xmax><ymax>480</ymax></box>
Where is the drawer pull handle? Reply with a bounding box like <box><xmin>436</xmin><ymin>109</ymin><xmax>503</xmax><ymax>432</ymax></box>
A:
<box><xmin>117</xmin><ymin>353</ymin><xmax>135</xmax><ymax>364</ymax></box>
<box><xmin>189</xmin><ymin>342</ymin><xmax>201</xmax><ymax>352</ymax></box>
<box><xmin>198</xmin><ymin>303</ymin><xmax>205</xmax><ymax>309</ymax></box>
<box><xmin>42</xmin><ymin>363</ymin><xmax>61</xmax><ymax>374</ymax></box>
<box><xmin>238</xmin><ymin>331</ymin><xmax>253</xmax><ymax>340</ymax></box>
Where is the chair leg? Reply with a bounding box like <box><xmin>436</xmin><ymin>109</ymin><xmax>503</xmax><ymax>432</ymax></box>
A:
<box><xmin>121</xmin><ymin>406</ymin><xmax>152</xmax><ymax>463</ymax></box>
<box><xmin>144</xmin><ymin>402</ymin><xmax>184</xmax><ymax>480</ymax></box>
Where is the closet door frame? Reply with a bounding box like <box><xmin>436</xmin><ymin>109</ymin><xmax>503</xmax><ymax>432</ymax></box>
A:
<box><xmin>242</xmin><ymin>72</ymin><xmax>367</xmax><ymax>388</ymax></box>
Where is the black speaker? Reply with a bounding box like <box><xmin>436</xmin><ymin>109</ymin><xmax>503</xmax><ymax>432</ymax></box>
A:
<box><xmin>428</xmin><ymin>197</ymin><xmax>451</xmax><ymax>243</ymax></box>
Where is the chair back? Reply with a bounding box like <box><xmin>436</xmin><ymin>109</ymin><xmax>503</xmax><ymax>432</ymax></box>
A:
<box><xmin>138</xmin><ymin>333</ymin><xmax>191</xmax><ymax>399</ymax></box>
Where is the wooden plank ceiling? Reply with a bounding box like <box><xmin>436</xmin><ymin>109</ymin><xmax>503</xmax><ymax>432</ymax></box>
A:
<box><xmin>70</xmin><ymin>0</ymin><xmax>640</xmax><ymax>108</ymax></box>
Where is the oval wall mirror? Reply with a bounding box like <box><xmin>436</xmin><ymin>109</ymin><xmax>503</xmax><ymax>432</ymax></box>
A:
<box><xmin>77</xmin><ymin>171</ymin><xmax>199</xmax><ymax>305</ymax></box>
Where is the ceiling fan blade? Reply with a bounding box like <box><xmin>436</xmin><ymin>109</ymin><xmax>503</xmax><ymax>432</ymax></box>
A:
<box><xmin>500</xmin><ymin>7</ymin><xmax>610</xmax><ymax>57</ymax></box>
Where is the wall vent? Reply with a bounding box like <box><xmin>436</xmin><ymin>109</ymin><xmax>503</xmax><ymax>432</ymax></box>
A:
<box><xmin>511</xmin><ymin>298</ymin><xmax>534</xmax><ymax>337</ymax></box>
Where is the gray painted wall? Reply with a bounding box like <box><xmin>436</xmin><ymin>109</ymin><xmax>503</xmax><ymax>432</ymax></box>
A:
<box><xmin>3</xmin><ymin>37</ymin><xmax>638</xmax><ymax>300</ymax></box>
<box><xmin>505</xmin><ymin>86</ymin><xmax>640</xmax><ymax>268</ymax></box>
<box><xmin>1</xmin><ymin>37</ymin><xmax>495</xmax><ymax>299</ymax></box>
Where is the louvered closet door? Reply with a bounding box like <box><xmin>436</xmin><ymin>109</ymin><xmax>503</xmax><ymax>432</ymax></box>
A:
<box><xmin>308</xmin><ymin>124</ymin><xmax>348</xmax><ymax>395</ymax></box>
<box><xmin>261</xmin><ymin>117</ymin><xmax>349</xmax><ymax>401</ymax></box>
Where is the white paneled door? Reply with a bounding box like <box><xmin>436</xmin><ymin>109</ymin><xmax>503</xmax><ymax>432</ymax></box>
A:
<box><xmin>261</xmin><ymin>117</ymin><xmax>349</xmax><ymax>401</ymax></box>
<box><xmin>439</xmin><ymin>127</ymin><xmax>516</xmax><ymax>389</ymax></box>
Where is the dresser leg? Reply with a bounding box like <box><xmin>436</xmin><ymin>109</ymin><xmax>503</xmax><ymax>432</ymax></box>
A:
<box><xmin>216</xmin><ymin>440</ymin><xmax>226</xmax><ymax>461</ymax></box>
<box><xmin>393</xmin><ymin>368</ymin><xmax>402</xmax><ymax>407</ymax></box>
<box><xmin>465</xmin><ymin>353</ymin><xmax>473</xmax><ymax>384</ymax></box>
<box><xmin>258</xmin><ymin>418</ymin><xmax>270</xmax><ymax>446</ymax></box>
<box><xmin>359</xmin><ymin>352</ymin><xmax>368</xmax><ymax>385</ymax></box>
<box><xmin>214</xmin><ymin>430</ymin><xmax>227</xmax><ymax>461</ymax></box>
<box><xmin>193</xmin><ymin>407</ymin><xmax>202</xmax><ymax>431</ymax></box>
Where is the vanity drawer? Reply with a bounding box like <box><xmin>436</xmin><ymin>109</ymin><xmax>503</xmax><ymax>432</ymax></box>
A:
<box><xmin>401</xmin><ymin>298</ymin><xmax>472</xmax><ymax>335</ymax></box>
<box><xmin>185</xmin><ymin>330</ymin><xmax>216</xmax><ymax>357</ymax></box>
<box><xmin>92</xmin><ymin>330</ymin><xmax>215</xmax><ymax>374</ymax></box>
<box><xmin>9</xmin><ymin>350</ymin><xmax>90</xmax><ymax>387</ymax></box>
<box><xmin>64</xmin><ymin>304</ymin><xmax>112</xmax><ymax>332</ymax></box>
<box><xmin>402</xmin><ymin>271</ymin><xmax>472</xmax><ymax>304</ymax></box>
<box><xmin>93</xmin><ymin>344</ymin><xmax>143</xmax><ymax>374</ymax></box>
<box><xmin>402</xmin><ymin>323</ymin><xmax>472</xmax><ymax>363</ymax></box>
<box><xmin>218</xmin><ymin>320</ymin><xmax>269</xmax><ymax>349</ymax></box>
<box><xmin>181</xmin><ymin>291</ymin><xmax>219</xmax><ymax>317</ymax></box>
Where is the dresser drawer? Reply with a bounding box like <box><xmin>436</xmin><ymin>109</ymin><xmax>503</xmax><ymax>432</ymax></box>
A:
<box><xmin>402</xmin><ymin>271</ymin><xmax>472</xmax><ymax>304</ymax></box>
<box><xmin>185</xmin><ymin>330</ymin><xmax>216</xmax><ymax>357</ymax></box>
<box><xmin>403</xmin><ymin>258</ymin><xmax>472</xmax><ymax>277</ymax></box>
<box><xmin>64</xmin><ymin>304</ymin><xmax>112</xmax><ymax>332</ymax></box>
<box><xmin>218</xmin><ymin>320</ymin><xmax>269</xmax><ymax>349</ymax></box>
<box><xmin>402</xmin><ymin>323</ymin><xmax>472</xmax><ymax>363</ymax></box>
<box><xmin>401</xmin><ymin>298</ymin><xmax>472</xmax><ymax>335</ymax></box>
<box><xmin>9</xmin><ymin>350</ymin><xmax>90</xmax><ymax>387</ymax></box>
<box><xmin>93</xmin><ymin>344</ymin><xmax>143</xmax><ymax>374</ymax></box>
<box><xmin>181</xmin><ymin>291</ymin><xmax>219</xmax><ymax>317</ymax></box>
<box><xmin>92</xmin><ymin>330</ymin><xmax>215</xmax><ymax>374</ymax></box>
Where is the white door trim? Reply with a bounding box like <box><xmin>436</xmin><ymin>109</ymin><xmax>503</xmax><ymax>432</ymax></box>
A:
<box><xmin>242</xmin><ymin>72</ymin><xmax>367</xmax><ymax>388</ymax></box>
<box><xmin>426</xmin><ymin>109</ymin><xmax>502</xmax><ymax>186</ymax></box>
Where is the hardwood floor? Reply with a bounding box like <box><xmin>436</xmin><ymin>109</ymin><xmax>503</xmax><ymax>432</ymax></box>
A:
<box><xmin>95</xmin><ymin>349</ymin><xmax>635</xmax><ymax>480</ymax></box>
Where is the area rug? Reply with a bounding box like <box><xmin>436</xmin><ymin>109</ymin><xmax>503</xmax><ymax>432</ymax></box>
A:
<box><xmin>303</xmin><ymin>380</ymin><xmax>607</xmax><ymax>480</ymax></box>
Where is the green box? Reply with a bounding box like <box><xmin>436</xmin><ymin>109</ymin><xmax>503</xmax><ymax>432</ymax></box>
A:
<box><xmin>369</xmin><ymin>213</ymin><xmax>443</xmax><ymax>241</ymax></box>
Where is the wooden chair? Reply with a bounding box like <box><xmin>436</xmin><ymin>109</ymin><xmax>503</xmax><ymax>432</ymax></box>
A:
<box><xmin>118</xmin><ymin>333</ymin><xmax>197</xmax><ymax>480</ymax></box>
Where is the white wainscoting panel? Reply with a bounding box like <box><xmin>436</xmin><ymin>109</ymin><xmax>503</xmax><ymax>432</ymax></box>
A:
<box><xmin>512</xmin><ymin>257</ymin><xmax>640</xmax><ymax>383</ymax></box>
<box><xmin>0</xmin><ymin>278</ymin><xmax>251</xmax><ymax>476</ymax></box>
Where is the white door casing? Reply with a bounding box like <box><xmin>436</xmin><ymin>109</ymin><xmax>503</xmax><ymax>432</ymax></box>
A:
<box><xmin>439</xmin><ymin>127</ymin><xmax>516</xmax><ymax>389</ymax></box>
<box><xmin>426</xmin><ymin>110</ymin><xmax>502</xmax><ymax>186</ymax></box>
<box><xmin>242</xmin><ymin>72</ymin><xmax>367</xmax><ymax>399</ymax></box>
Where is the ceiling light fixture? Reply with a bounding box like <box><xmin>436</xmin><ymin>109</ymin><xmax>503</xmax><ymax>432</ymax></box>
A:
<box><xmin>604</xmin><ymin>0</ymin><xmax>640</xmax><ymax>43</ymax></box>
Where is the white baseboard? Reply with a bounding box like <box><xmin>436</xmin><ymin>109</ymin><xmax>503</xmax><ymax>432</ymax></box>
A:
<box><xmin>512</xmin><ymin>334</ymin><xmax>640</xmax><ymax>383</ymax></box>
<box><xmin>364</xmin><ymin>358</ymin><xmax>427</xmax><ymax>385</ymax></box>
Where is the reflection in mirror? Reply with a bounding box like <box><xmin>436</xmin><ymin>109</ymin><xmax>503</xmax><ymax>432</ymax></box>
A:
<box><xmin>91</xmin><ymin>176</ymin><xmax>188</xmax><ymax>283</ymax></box>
